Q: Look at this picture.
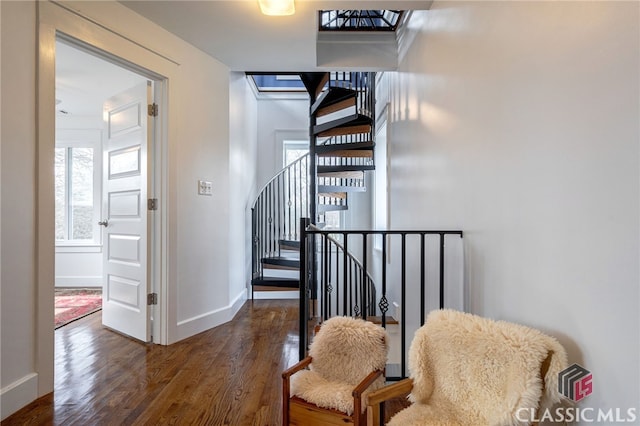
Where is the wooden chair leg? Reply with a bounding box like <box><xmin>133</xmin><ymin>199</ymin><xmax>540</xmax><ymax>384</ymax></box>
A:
<box><xmin>282</xmin><ymin>375</ymin><xmax>290</xmax><ymax>426</ymax></box>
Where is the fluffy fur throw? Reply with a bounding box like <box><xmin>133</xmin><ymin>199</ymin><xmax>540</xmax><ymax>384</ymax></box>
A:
<box><xmin>290</xmin><ymin>316</ymin><xmax>388</xmax><ymax>415</ymax></box>
<box><xmin>389</xmin><ymin>309</ymin><xmax>567</xmax><ymax>426</ymax></box>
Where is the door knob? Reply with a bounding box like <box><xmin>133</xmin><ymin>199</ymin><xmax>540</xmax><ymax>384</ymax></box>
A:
<box><xmin>98</xmin><ymin>220</ymin><xmax>109</xmax><ymax>227</ymax></box>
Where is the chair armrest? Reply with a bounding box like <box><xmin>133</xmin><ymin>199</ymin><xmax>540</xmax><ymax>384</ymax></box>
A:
<box><xmin>282</xmin><ymin>356</ymin><xmax>312</xmax><ymax>379</ymax></box>
<box><xmin>282</xmin><ymin>357</ymin><xmax>312</xmax><ymax>426</ymax></box>
<box><xmin>367</xmin><ymin>378</ymin><xmax>414</xmax><ymax>406</ymax></box>
<box><xmin>365</xmin><ymin>378</ymin><xmax>413</xmax><ymax>426</ymax></box>
<box><xmin>352</xmin><ymin>370</ymin><xmax>384</xmax><ymax>425</ymax></box>
<box><xmin>353</xmin><ymin>370</ymin><xmax>385</xmax><ymax>398</ymax></box>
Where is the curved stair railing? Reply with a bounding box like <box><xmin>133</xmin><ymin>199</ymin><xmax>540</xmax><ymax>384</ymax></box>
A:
<box><xmin>308</xmin><ymin>224</ymin><xmax>377</xmax><ymax>319</ymax></box>
<box><xmin>251</xmin><ymin>153</ymin><xmax>309</xmax><ymax>289</ymax></box>
<box><xmin>252</xmin><ymin>71</ymin><xmax>378</xmax><ymax>296</ymax></box>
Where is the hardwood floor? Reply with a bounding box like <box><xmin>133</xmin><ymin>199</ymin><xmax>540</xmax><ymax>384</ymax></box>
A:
<box><xmin>4</xmin><ymin>300</ymin><xmax>299</xmax><ymax>425</ymax></box>
<box><xmin>3</xmin><ymin>299</ymin><xmax>407</xmax><ymax>425</ymax></box>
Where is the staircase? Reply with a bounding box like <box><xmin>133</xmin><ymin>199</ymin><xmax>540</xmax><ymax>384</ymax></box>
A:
<box><xmin>251</xmin><ymin>72</ymin><xmax>376</xmax><ymax>297</ymax></box>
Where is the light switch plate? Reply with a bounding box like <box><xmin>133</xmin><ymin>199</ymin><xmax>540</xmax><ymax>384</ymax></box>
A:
<box><xmin>198</xmin><ymin>180</ymin><xmax>213</xmax><ymax>196</ymax></box>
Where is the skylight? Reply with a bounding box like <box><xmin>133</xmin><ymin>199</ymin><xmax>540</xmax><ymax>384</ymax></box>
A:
<box><xmin>318</xmin><ymin>10</ymin><xmax>404</xmax><ymax>31</ymax></box>
<box><xmin>248</xmin><ymin>74</ymin><xmax>307</xmax><ymax>93</ymax></box>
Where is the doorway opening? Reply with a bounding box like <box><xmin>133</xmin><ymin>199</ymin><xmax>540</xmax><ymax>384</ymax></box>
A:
<box><xmin>54</xmin><ymin>37</ymin><xmax>156</xmax><ymax>341</ymax></box>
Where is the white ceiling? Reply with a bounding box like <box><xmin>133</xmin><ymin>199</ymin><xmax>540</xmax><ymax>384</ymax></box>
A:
<box><xmin>119</xmin><ymin>0</ymin><xmax>433</xmax><ymax>71</ymax></box>
<box><xmin>56</xmin><ymin>1</ymin><xmax>432</xmax><ymax>117</ymax></box>
<box><xmin>56</xmin><ymin>41</ymin><xmax>148</xmax><ymax>117</ymax></box>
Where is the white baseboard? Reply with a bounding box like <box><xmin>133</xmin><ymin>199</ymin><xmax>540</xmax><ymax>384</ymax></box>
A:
<box><xmin>175</xmin><ymin>289</ymin><xmax>247</xmax><ymax>341</ymax></box>
<box><xmin>0</xmin><ymin>373</ymin><xmax>38</xmax><ymax>421</ymax></box>
<box><xmin>252</xmin><ymin>290</ymin><xmax>299</xmax><ymax>300</ymax></box>
<box><xmin>55</xmin><ymin>276</ymin><xmax>102</xmax><ymax>287</ymax></box>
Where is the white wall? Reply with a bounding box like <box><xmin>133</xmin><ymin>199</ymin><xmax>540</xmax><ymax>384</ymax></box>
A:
<box><xmin>229</xmin><ymin>72</ymin><xmax>258</xmax><ymax>300</ymax></box>
<box><xmin>0</xmin><ymin>1</ymin><xmax>38</xmax><ymax>418</ymax></box>
<box><xmin>1</xmin><ymin>0</ymin><xmax>247</xmax><ymax>418</ymax></box>
<box><xmin>389</xmin><ymin>1</ymin><xmax>639</xmax><ymax>419</ymax></box>
<box><xmin>256</xmin><ymin>96</ymin><xmax>308</xmax><ymax>188</ymax></box>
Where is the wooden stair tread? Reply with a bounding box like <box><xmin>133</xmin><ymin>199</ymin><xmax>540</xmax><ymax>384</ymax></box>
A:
<box><xmin>251</xmin><ymin>277</ymin><xmax>299</xmax><ymax>289</ymax></box>
<box><xmin>367</xmin><ymin>316</ymin><xmax>399</xmax><ymax>325</ymax></box>
<box><xmin>318</xmin><ymin>124</ymin><xmax>372</xmax><ymax>138</ymax></box>
<box><xmin>318</xmin><ymin>170</ymin><xmax>365</xmax><ymax>179</ymax></box>
<box><xmin>317</xmin><ymin>165</ymin><xmax>375</xmax><ymax>173</ymax></box>
<box><xmin>311</xmin><ymin>86</ymin><xmax>356</xmax><ymax>116</ymax></box>
<box><xmin>279</xmin><ymin>239</ymin><xmax>300</xmax><ymax>251</ymax></box>
<box><xmin>261</xmin><ymin>256</ymin><xmax>300</xmax><ymax>270</ymax></box>
<box><xmin>317</xmin><ymin>149</ymin><xmax>373</xmax><ymax>158</ymax></box>
<box><xmin>313</xmin><ymin>114</ymin><xmax>372</xmax><ymax>137</ymax></box>
<box><xmin>316</xmin><ymin>141</ymin><xmax>374</xmax><ymax>154</ymax></box>
<box><xmin>316</xmin><ymin>97</ymin><xmax>356</xmax><ymax>118</ymax></box>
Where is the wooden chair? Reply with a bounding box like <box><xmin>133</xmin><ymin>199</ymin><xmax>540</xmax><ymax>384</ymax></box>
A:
<box><xmin>366</xmin><ymin>309</ymin><xmax>568</xmax><ymax>426</ymax></box>
<box><xmin>282</xmin><ymin>316</ymin><xmax>389</xmax><ymax>426</ymax></box>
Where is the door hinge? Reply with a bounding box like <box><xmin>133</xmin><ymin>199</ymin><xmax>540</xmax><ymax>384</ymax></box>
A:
<box><xmin>148</xmin><ymin>198</ymin><xmax>158</xmax><ymax>211</ymax></box>
<box><xmin>148</xmin><ymin>103</ymin><xmax>158</xmax><ymax>117</ymax></box>
<box><xmin>147</xmin><ymin>293</ymin><xmax>158</xmax><ymax>305</ymax></box>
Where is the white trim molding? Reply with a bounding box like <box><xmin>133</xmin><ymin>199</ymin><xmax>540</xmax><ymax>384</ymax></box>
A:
<box><xmin>0</xmin><ymin>373</ymin><xmax>38</xmax><ymax>421</ymax></box>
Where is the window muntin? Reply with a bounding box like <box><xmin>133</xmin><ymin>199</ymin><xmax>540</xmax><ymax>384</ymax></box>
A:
<box><xmin>55</xmin><ymin>133</ymin><xmax>102</xmax><ymax>245</ymax></box>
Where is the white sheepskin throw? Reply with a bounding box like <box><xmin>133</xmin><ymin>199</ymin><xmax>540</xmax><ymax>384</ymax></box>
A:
<box><xmin>389</xmin><ymin>309</ymin><xmax>567</xmax><ymax>426</ymax></box>
<box><xmin>290</xmin><ymin>316</ymin><xmax>388</xmax><ymax>415</ymax></box>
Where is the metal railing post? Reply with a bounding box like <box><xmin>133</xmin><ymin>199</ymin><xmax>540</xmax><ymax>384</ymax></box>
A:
<box><xmin>299</xmin><ymin>217</ymin><xmax>310</xmax><ymax>361</ymax></box>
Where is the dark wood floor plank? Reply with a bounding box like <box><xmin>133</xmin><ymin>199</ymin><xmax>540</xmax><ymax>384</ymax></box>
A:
<box><xmin>2</xmin><ymin>299</ymin><xmax>408</xmax><ymax>426</ymax></box>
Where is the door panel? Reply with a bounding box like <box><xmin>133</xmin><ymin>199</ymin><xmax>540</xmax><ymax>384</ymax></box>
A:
<box><xmin>102</xmin><ymin>82</ymin><xmax>150</xmax><ymax>342</ymax></box>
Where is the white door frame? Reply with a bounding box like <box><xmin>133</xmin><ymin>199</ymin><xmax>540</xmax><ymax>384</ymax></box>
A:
<box><xmin>37</xmin><ymin>1</ymin><xmax>173</xmax><ymax>397</ymax></box>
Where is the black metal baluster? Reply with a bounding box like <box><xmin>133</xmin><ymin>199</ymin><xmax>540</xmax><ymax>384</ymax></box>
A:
<box><xmin>380</xmin><ymin>234</ymin><xmax>388</xmax><ymax>328</ymax></box>
<box><xmin>285</xmin><ymin>169</ymin><xmax>290</xmax><ymax>240</ymax></box>
<box><xmin>401</xmin><ymin>233</ymin><xmax>407</xmax><ymax>378</ymax></box>
<box><xmin>420</xmin><ymin>233</ymin><xmax>426</xmax><ymax>325</ymax></box>
<box><xmin>343</xmin><ymin>233</ymin><xmax>348</xmax><ymax>315</ymax></box>
<box><xmin>440</xmin><ymin>233</ymin><xmax>445</xmax><ymax>309</ymax></box>
<box><xmin>293</xmin><ymin>159</ymin><xmax>298</xmax><ymax>232</ymax></box>
<box><xmin>276</xmin><ymin>175</ymin><xmax>281</xmax><ymax>255</ymax></box>
<box><xmin>299</xmin><ymin>218</ymin><xmax>308</xmax><ymax>360</ymax></box>
<box><xmin>362</xmin><ymin>234</ymin><xmax>368</xmax><ymax>319</ymax></box>
<box><xmin>323</xmin><ymin>235</ymin><xmax>329</xmax><ymax>321</ymax></box>
<box><xmin>265</xmin><ymin>186</ymin><xmax>271</xmax><ymax>256</ymax></box>
<box><xmin>325</xmin><ymin>235</ymin><xmax>338</xmax><ymax>318</ymax></box>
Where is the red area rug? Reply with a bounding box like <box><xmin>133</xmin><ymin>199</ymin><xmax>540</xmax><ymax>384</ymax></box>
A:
<box><xmin>55</xmin><ymin>288</ymin><xmax>102</xmax><ymax>329</ymax></box>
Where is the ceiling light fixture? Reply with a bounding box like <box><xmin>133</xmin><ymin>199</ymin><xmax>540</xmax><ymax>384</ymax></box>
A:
<box><xmin>258</xmin><ymin>0</ymin><xmax>295</xmax><ymax>16</ymax></box>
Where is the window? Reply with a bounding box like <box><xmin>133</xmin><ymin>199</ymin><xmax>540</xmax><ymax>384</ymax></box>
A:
<box><xmin>282</xmin><ymin>138</ymin><xmax>342</xmax><ymax>229</ymax></box>
<box><xmin>283</xmin><ymin>140</ymin><xmax>308</xmax><ymax>166</ymax></box>
<box><xmin>55</xmin><ymin>130</ymin><xmax>102</xmax><ymax>245</ymax></box>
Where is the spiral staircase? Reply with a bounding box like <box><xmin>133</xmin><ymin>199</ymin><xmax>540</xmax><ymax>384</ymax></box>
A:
<box><xmin>251</xmin><ymin>71</ymin><xmax>376</xmax><ymax>297</ymax></box>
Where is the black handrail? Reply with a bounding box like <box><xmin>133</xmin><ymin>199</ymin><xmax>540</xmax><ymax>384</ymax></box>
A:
<box><xmin>251</xmin><ymin>154</ymin><xmax>309</xmax><ymax>283</ymax></box>
<box><xmin>299</xmin><ymin>220</ymin><xmax>464</xmax><ymax>380</ymax></box>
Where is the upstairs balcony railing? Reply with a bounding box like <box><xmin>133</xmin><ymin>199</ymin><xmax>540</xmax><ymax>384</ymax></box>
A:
<box><xmin>299</xmin><ymin>219</ymin><xmax>464</xmax><ymax>380</ymax></box>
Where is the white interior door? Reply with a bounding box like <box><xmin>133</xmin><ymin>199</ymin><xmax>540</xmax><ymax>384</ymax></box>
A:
<box><xmin>101</xmin><ymin>82</ymin><xmax>151</xmax><ymax>342</ymax></box>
